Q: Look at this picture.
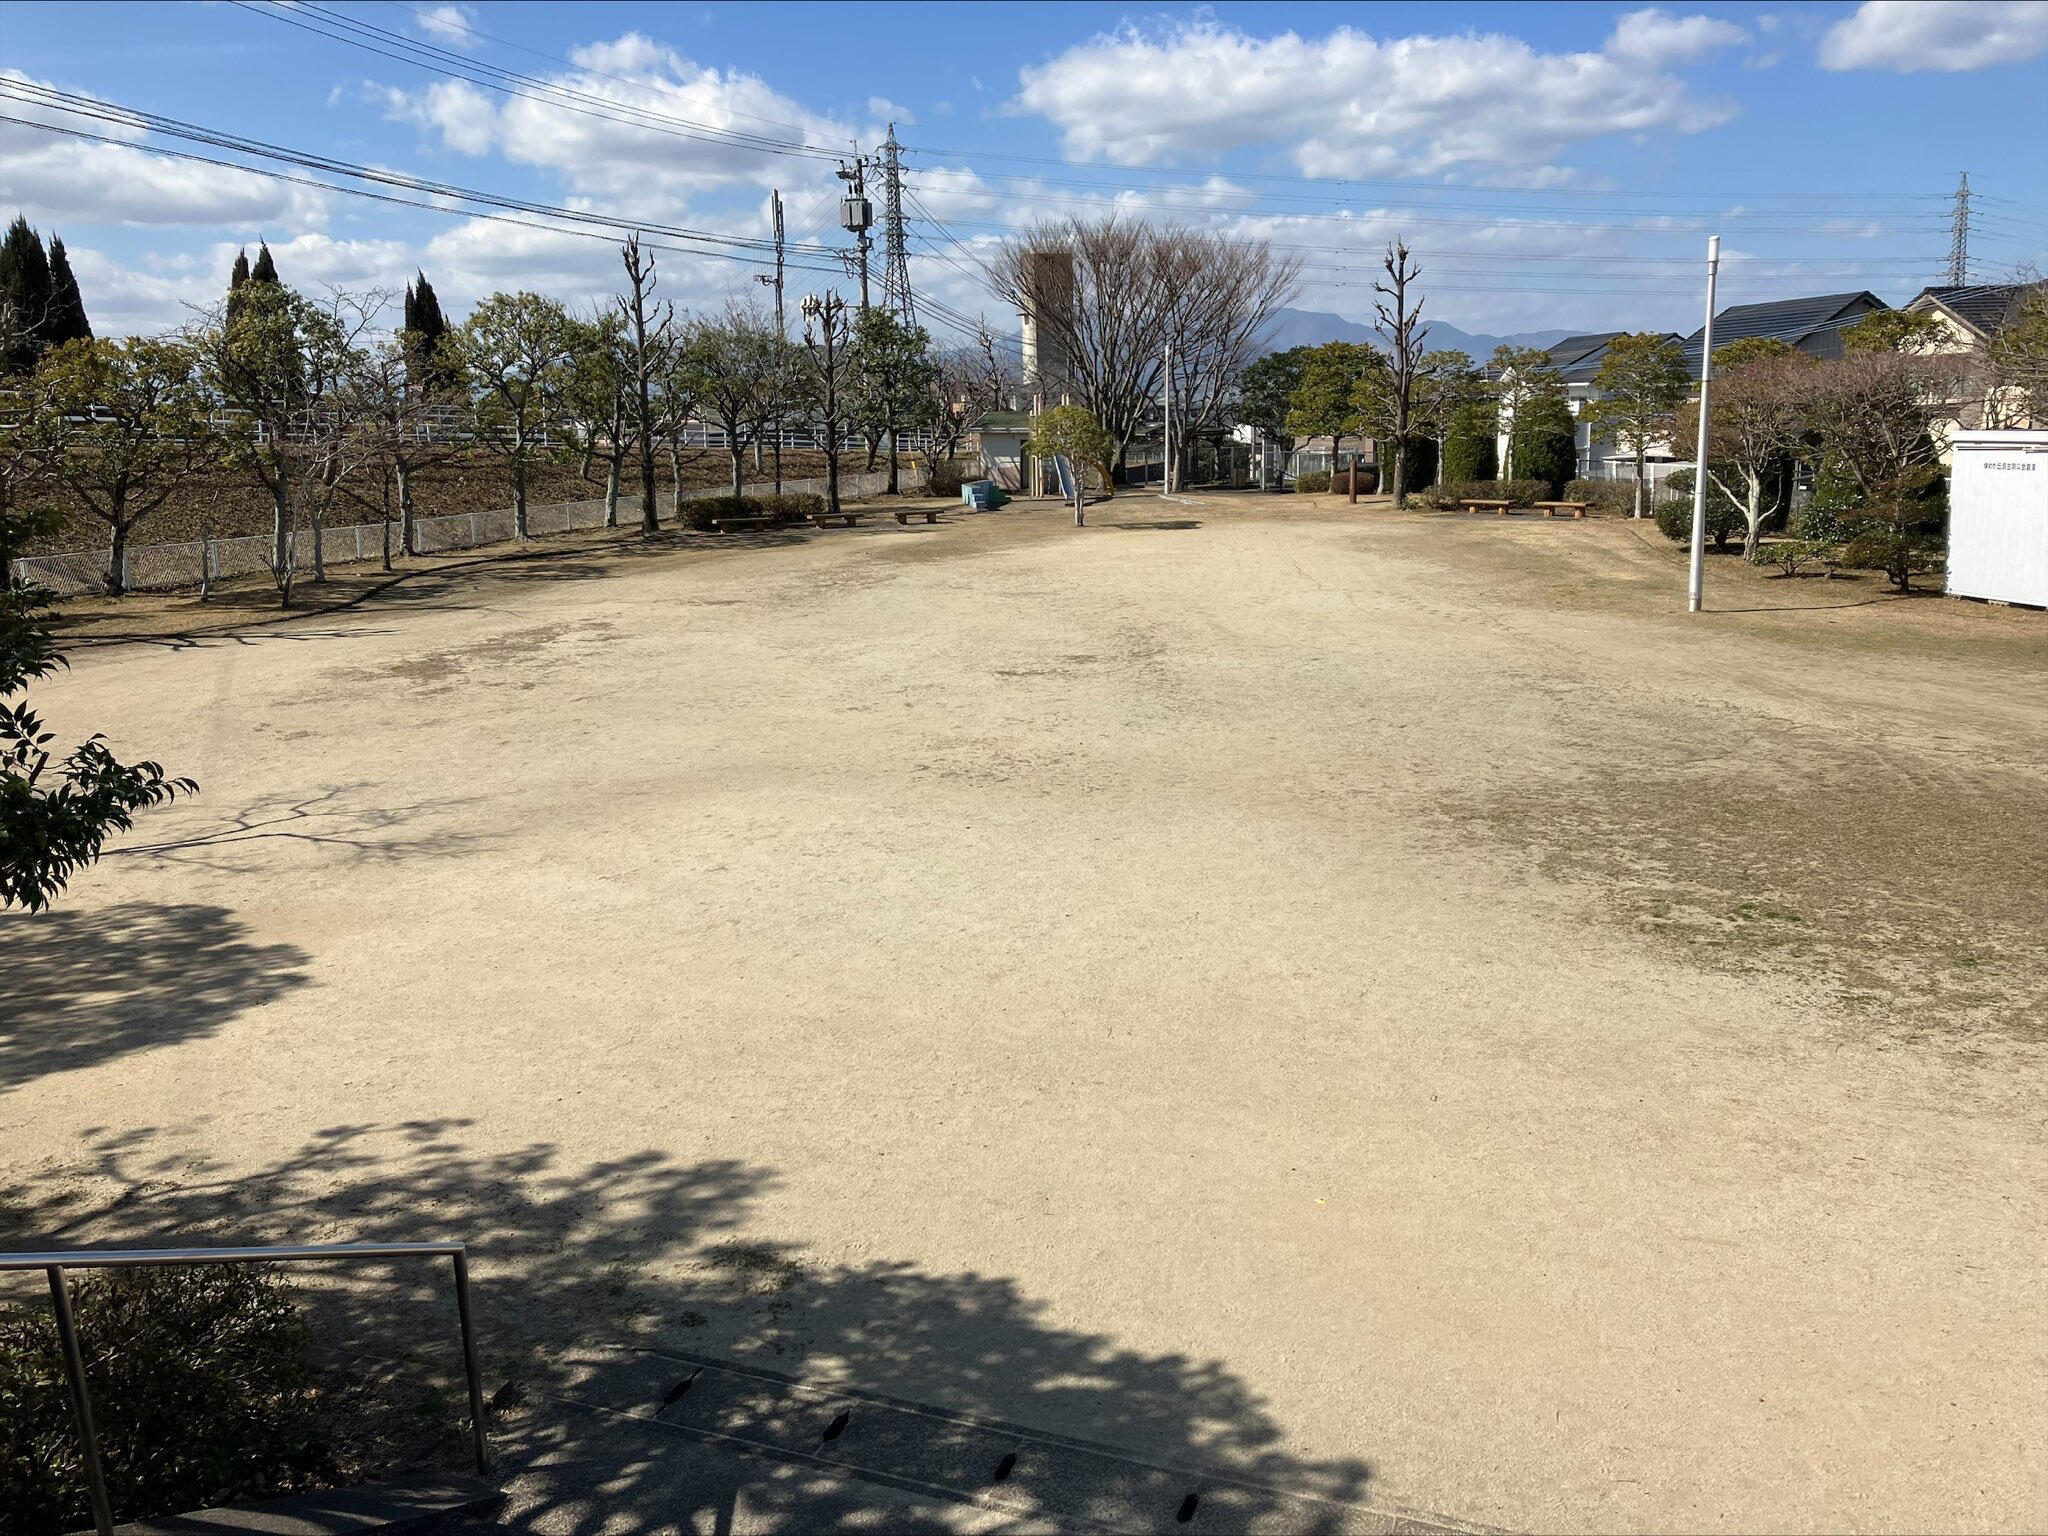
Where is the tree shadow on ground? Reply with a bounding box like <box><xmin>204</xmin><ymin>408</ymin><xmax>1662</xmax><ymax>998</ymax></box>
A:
<box><xmin>106</xmin><ymin>786</ymin><xmax>495</xmax><ymax>876</ymax></box>
<box><xmin>4</xmin><ymin>1126</ymin><xmax>1384</xmax><ymax>1533</ymax></box>
<box><xmin>0</xmin><ymin>903</ymin><xmax>312</xmax><ymax>1092</ymax></box>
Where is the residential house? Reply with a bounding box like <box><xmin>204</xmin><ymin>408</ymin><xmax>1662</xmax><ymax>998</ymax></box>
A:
<box><xmin>1490</xmin><ymin>331</ymin><xmax>1687</xmax><ymax>483</ymax></box>
<box><xmin>1679</xmin><ymin>290</ymin><xmax>1889</xmax><ymax>371</ymax></box>
<box><xmin>1903</xmin><ymin>281</ymin><xmax>2046</xmax><ymax>437</ymax></box>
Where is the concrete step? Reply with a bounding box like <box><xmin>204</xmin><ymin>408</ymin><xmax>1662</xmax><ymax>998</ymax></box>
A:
<box><xmin>109</xmin><ymin>1473</ymin><xmax>502</xmax><ymax>1535</ymax></box>
<box><xmin>467</xmin><ymin>1345</ymin><xmax>1498</xmax><ymax>1535</ymax></box>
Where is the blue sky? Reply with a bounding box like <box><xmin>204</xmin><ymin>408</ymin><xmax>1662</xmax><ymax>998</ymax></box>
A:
<box><xmin>3</xmin><ymin>0</ymin><xmax>2045</xmax><ymax>340</ymax></box>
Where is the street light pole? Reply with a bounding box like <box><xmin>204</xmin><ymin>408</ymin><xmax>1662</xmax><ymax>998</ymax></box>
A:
<box><xmin>1687</xmin><ymin>234</ymin><xmax>1720</xmax><ymax>614</ymax></box>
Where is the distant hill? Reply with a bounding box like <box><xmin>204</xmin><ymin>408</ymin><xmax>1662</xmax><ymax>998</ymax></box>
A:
<box><xmin>1260</xmin><ymin>306</ymin><xmax>1572</xmax><ymax>360</ymax></box>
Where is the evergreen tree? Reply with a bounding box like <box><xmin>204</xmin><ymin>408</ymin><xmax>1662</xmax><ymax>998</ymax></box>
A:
<box><xmin>230</xmin><ymin>248</ymin><xmax>251</xmax><ymax>291</ymax></box>
<box><xmin>249</xmin><ymin>241</ymin><xmax>280</xmax><ymax>286</ymax></box>
<box><xmin>0</xmin><ymin>214</ymin><xmax>54</xmax><ymax>374</ymax></box>
<box><xmin>1441</xmin><ymin>400</ymin><xmax>1498</xmax><ymax>483</ymax></box>
<box><xmin>406</xmin><ymin>269</ymin><xmax>450</xmax><ymax>394</ymax></box>
<box><xmin>1509</xmin><ymin>379</ymin><xmax>1576</xmax><ymax>495</ymax></box>
<box><xmin>44</xmin><ymin>236</ymin><xmax>92</xmax><ymax>348</ymax></box>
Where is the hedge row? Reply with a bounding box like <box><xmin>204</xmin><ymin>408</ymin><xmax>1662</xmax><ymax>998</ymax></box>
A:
<box><xmin>681</xmin><ymin>492</ymin><xmax>827</xmax><ymax>532</ymax></box>
<box><xmin>1414</xmin><ymin>479</ymin><xmax>1551</xmax><ymax>509</ymax></box>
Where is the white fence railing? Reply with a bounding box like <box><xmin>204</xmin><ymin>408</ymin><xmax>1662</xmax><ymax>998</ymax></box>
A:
<box><xmin>11</xmin><ymin>469</ymin><xmax>894</xmax><ymax>596</ymax></box>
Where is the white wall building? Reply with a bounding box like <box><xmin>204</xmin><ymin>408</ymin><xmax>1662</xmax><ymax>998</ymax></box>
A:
<box><xmin>1946</xmin><ymin>429</ymin><xmax>2048</xmax><ymax>606</ymax></box>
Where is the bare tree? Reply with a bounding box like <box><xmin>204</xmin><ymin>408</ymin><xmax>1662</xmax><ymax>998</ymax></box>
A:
<box><xmin>1372</xmin><ymin>240</ymin><xmax>1425</xmax><ymax>506</ymax></box>
<box><xmin>991</xmin><ymin>216</ymin><xmax>1298</xmax><ymax>485</ymax></box>
<box><xmin>681</xmin><ymin>301</ymin><xmax>782</xmax><ymax>499</ymax></box>
<box><xmin>1160</xmin><ymin>231</ymin><xmax>1304</xmax><ymax>487</ymax></box>
<box><xmin>988</xmin><ymin>216</ymin><xmax>1169</xmax><ymax>479</ymax></box>
<box><xmin>800</xmin><ymin>291</ymin><xmax>855</xmax><ymax>516</ymax></box>
<box><xmin>196</xmin><ymin>283</ymin><xmax>382</xmax><ymax>605</ymax></box>
<box><xmin>929</xmin><ymin>324</ymin><xmax>1020</xmax><ymax>463</ymax></box>
<box><xmin>449</xmin><ymin>291</ymin><xmax>574</xmax><ymax>540</ymax></box>
<box><xmin>33</xmin><ymin>336</ymin><xmax>212</xmax><ymax>593</ymax></box>
<box><xmin>558</xmin><ymin>309</ymin><xmax>634</xmax><ymax>529</ymax></box>
<box><xmin>342</xmin><ymin>329</ymin><xmax>465</xmax><ymax>568</ymax></box>
<box><xmin>1674</xmin><ymin>351</ymin><xmax>1813</xmax><ymax>558</ymax></box>
<box><xmin>618</xmin><ymin>235</ymin><xmax>678</xmax><ymax>534</ymax></box>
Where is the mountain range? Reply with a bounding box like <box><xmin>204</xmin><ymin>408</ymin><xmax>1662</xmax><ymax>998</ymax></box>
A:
<box><xmin>1259</xmin><ymin>306</ymin><xmax>1573</xmax><ymax>361</ymax></box>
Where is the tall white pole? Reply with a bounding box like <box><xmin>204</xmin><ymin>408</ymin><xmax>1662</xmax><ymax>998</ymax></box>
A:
<box><xmin>1686</xmin><ymin>234</ymin><xmax>1720</xmax><ymax>614</ymax></box>
<box><xmin>1160</xmin><ymin>338</ymin><xmax>1172</xmax><ymax>498</ymax></box>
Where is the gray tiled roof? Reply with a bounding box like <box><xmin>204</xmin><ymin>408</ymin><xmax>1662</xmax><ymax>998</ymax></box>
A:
<box><xmin>1910</xmin><ymin>282</ymin><xmax>2046</xmax><ymax>338</ymax></box>
<box><xmin>1682</xmin><ymin>291</ymin><xmax>1886</xmax><ymax>368</ymax></box>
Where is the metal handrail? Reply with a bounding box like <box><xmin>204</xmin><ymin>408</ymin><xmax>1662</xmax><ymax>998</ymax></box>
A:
<box><xmin>1</xmin><ymin>1241</ymin><xmax>490</xmax><ymax>1535</ymax></box>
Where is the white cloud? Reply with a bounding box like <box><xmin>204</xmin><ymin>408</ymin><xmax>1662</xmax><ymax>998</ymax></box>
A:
<box><xmin>1011</xmin><ymin>12</ymin><xmax>1744</xmax><ymax>178</ymax></box>
<box><xmin>375</xmin><ymin>32</ymin><xmax>853</xmax><ymax>209</ymax></box>
<box><xmin>62</xmin><ymin>234</ymin><xmax>414</xmax><ymax>337</ymax></box>
<box><xmin>0</xmin><ymin>70</ymin><xmax>330</xmax><ymax>230</ymax></box>
<box><xmin>1606</xmin><ymin>8</ymin><xmax>1748</xmax><ymax>64</ymax></box>
<box><xmin>414</xmin><ymin>4</ymin><xmax>481</xmax><ymax>51</ymax></box>
<box><xmin>1820</xmin><ymin>0</ymin><xmax>2048</xmax><ymax>71</ymax></box>
<box><xmin>868</xmin><ymin>96</ymin><xmax>915</xmax><ymax>126</ymax></box>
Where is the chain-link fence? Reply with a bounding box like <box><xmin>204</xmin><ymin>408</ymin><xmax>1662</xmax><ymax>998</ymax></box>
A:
<box><xmin>10</xmin><ymin>470</ymin><xmax>895</xmax><ymax>595</ymax></box>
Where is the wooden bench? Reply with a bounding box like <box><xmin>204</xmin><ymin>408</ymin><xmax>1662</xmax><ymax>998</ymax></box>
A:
<box><xmin>810</xmin><ymin>511</ymin><xmax>864</xmax><ymax>527</ymax></box>
<box><xmin>1534</xmin><ymin>501</ymin><xmax>1590</xmax><ymax>519</ymax></box>
<box><xmin>710</xmin><ymin>515</ymin><xmax>776</xmax><ymax>533</ymax></box>
<box><xmin>894</xmin><ymin>508</ymin><xmax>940</xmax><ymax>525</ymax></box>
<box><xmin>1459</xmin><ymin>499</ymin><xmax>1511</xmax><ymax>516</ymax></box>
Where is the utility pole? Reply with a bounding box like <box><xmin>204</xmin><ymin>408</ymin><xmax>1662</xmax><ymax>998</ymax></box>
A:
<box><xmin>757</xmin><ymin>189</ymin><xmax>785</xmax><ymax>492</ymax></box>
<box><xmin>756</xmin><ymin>189</ymin><xmax>786</xmax><ymax>337</ymax></box>
<box><xmin>881</xmin><ymin>124</ymin><xmax>916</xmax><ymax>328</ymax></box>
<box><xmin>1687</xmin><ymin>234</ymin><xmax>1720</xmax><ymax>615</ymax></box>
<box><xmin>1948</xmin><ymin>171</ymin><xmax>1971</xmax><ymax>286</ymax></box>
<box><xmin>1160</xmin><ymin>336</ymin><xmax>1172</xmax><ymax>498</ymax></box>
<box><xmin>837</xmin><ymin>152</ymin><xmax>873</xmax><ymax>310</ymax></box>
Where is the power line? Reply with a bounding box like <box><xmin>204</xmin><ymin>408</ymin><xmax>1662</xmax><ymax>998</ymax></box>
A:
<box><xmin>0</xmin><ymin>79</ymin><xmax>847</xmax><ymax>264</ymax></box>
<box><xmin>231</xmin><ymin>0</ymin><xmax>842</xmax><ymax>162</ymax></box>
<box><xmin>0</xmin><ymin>109</ymin><xmax>849</xmax><ymax>283</ymax></box>
<box><xmin>376</xmin><ymin>0</ymin><xmax>824</xmax><ymax>140</ymax></box>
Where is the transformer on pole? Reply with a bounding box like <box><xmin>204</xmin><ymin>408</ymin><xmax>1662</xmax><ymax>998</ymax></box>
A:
<box><xmin>837</xmin><ymin>151</ymin><xmax>873</xmax><ymax>310</ymax></box>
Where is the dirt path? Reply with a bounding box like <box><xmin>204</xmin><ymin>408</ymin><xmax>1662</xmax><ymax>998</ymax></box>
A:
<box><xmin>5</xmin><ymin>495</ymin><xmax>2043</xmax><ymax>1533</ymax></box>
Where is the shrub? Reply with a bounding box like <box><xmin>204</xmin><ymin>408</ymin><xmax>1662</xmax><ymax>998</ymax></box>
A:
<box><xmin>1</xmin><ymin>1266</ymin><xmax>331</xmax><ymax>1531</ymax></box>
<box><xmin>1793</xmin><ymin>501</ymin><xmax>1852</xmax><ymax>545</ymax></box>
<box><xmin>1292</xmin><ymin>470</ymin><xmax>1330</xmax><ymax>493</ymax></box>
<box><xmin>1562</xmin><ymin>479</ymin><xmax>1638</xmax><ymax>516</ymax></box>
<box><xmin>922</xmin><ymin>459</ymin><xmax>966</xmax><ymax>498</ymax></box>
<box><xmin>1840</xmin><ymin>495</ymin><xmax>1946</xmax><ymax>592</ymax></box>
<box><xmin>1652</xmin><ymin>479</ymin><xmax>1745</xmax><ymax>550</ymax></box>
<box><xmin>1418</xmin><ymin>478</ymin><xmax>1548</xmax><ymax>509</ymax></box>
<box><xmin>1750</xmin><ymin>537</ymin><xmax>1836</xmax><ymax>578</ymax></box>
<box><xmin>682</xmin><ymin>494</ymin><xmax>761</xmax><ymax>532</ymax></box>
<box><xmin>756</xmin><ymin>492</ymin><xmax>823</xmax><ymax>525</ymax></box>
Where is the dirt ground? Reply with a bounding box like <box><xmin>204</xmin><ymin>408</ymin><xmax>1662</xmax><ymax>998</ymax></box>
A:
<box><xmin>4</xmin><ymin>492</ymin><xmax>2044</xmax><ymax>1533</ymax></box>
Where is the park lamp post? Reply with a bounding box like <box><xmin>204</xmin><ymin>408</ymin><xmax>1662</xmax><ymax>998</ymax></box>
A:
<box><xmin>1687</xmin><ymin>235</ymin><xmax>1720</xmax><ymax>614</ymax></box>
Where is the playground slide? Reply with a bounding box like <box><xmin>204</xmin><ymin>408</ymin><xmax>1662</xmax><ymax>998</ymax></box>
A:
<box><xmin>1053</xmin><ymin>455</ymin><xmax>1078</xmax><ymax>501</ymax></box>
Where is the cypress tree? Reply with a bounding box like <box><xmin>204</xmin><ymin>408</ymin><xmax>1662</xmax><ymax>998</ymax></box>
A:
<box><xmin>44</xmin><ymin>236</ymin><xmax>92</xmax><ymax>348</ymax></box>
<box><xmin>409</xmin><ymin>269</ymin><xmax>449</xmax><ymax>393</ymax></box>
<box><xmin>231</xmin><ymin>248</ymin><xmax>251</xmax><ymax>291</ymax></box>
<box><xmin>249</xmin><ymin>241</ymin><xmax>280</xmax><ymax>286</ymax></box>
<box><xmin>0</xmin><ymin>213</ymin><xmax>54</xmax><ymax>374</ymax></box>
